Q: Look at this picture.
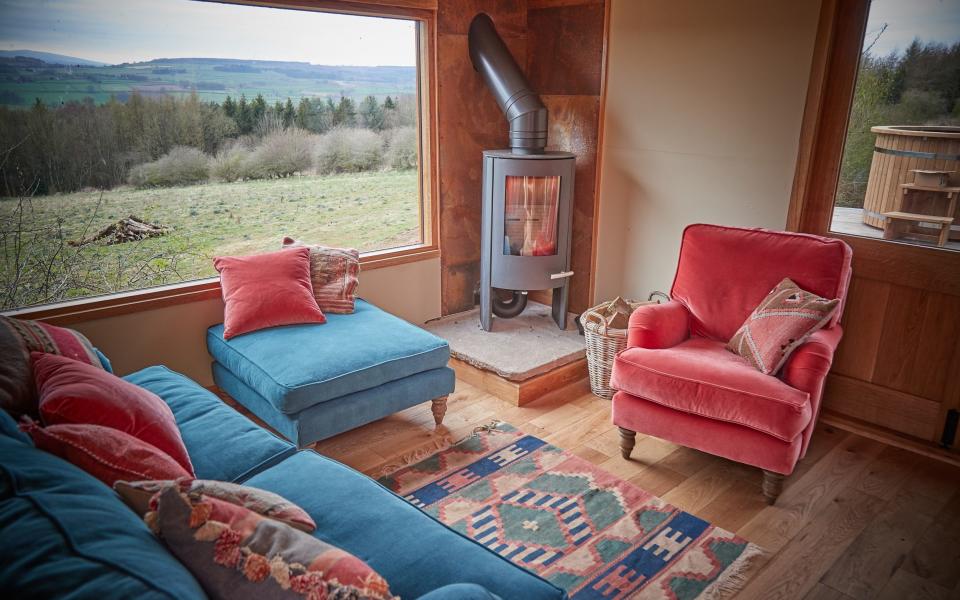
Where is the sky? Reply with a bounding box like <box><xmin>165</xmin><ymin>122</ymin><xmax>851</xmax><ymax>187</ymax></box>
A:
<box><xmin>864</xmin><ymin>0</ymin><xmax>960</xmax><ymax>56</ymax></box>
<box><xmin>0</xmin><ymin>0</ymin><xmax>417</xmax><ymax>66</ymax></box>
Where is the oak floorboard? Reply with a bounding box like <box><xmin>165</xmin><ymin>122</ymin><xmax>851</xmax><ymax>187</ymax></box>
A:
<box><xmin>212</xmin><ymin>377</ymin><xmax>960</xmax><ymax>598</ymax></box>
<box><xmin>735</xmin><ymin>487</ymin><xmax>886</xmax><ymax>600</ymax></box>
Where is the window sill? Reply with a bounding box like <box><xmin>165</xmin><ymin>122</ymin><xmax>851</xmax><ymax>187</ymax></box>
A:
<box><xmin>4</xmin><ymin>244</ymin><xmax>439</xmax><ymax>326</ymax></box>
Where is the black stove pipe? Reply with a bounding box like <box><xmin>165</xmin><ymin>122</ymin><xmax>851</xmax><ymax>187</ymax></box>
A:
<box><xmin>468</xmin><ymin>13</ymin><xmax>548</xmax><ymax>155</ymax></box>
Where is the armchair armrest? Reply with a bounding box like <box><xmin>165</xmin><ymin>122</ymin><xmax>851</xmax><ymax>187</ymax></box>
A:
<box><xmin>627</xmin><ymin>300</ymin><xmax>691</xmax><ymax>349</ymax></box>
<box><xmin>780</xmin><ymin>325</ymin><xmax>843</xmax><ymax>396</ymax></box>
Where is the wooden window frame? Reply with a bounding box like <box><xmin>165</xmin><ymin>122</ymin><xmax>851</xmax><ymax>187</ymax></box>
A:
<box><xmin>787</xmin><ymin>0</ymin><xmax>960</xmax><ymax>297</ymax></box>
<box><xmin>4</xmin><ymin>0</ymin><xmax>440</xmax><ymax>325</ymax></box>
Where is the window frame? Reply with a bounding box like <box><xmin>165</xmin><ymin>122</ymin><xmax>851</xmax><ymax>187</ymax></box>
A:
<box><xmin>3</xmin><ymin>0</ymin><xmax>440</xmax><ymax>324</ymax></box>
<box><xmin>786</xmin><ymin>0</ymin><xmax>960</xmax><ymax>297</ymax></box>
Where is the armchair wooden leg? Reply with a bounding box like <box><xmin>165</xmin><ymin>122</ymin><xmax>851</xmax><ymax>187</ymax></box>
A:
<box><xmin>618</xmin><ymin>427</ymin><xmax>636</xmax><ymax>459</ymax></box>
<box><xmin>431</xmin><ymin>396</ymin><xmax>448</xmax><ymax>426</ymax></box>
<box><xmin>762</xmin><ymin>470</ymin><xmax>786</xmax><ymax>505</ymax></box>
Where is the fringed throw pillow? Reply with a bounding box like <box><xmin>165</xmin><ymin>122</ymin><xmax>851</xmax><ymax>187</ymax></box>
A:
<box><xmin>281</xmin><ymin>237</ymin><xmax>359</xmax><ymax>314</ymax></box>
<box><xmin>727</xmin><ymin>277</ymin><xmax>839</xmax><ymax>375</ymax></box>
<box><xmin>149</xmin><ymin>484</ymin><xmax>396</xmax><ymax>600</ymax></box>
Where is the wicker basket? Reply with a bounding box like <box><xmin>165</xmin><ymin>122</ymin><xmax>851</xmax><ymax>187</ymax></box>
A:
<box><xmin>580</xmin><ymin>297</ymin><xmax>658</xmax><ymax>399</ymax></box>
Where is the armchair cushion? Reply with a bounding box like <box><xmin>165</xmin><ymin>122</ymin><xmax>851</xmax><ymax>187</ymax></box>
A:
<box><xmin>610</xmin><ymin>337</ymin><xmax>811</xmax><ymax>441</ymax></box>
<box><xmin>627</xmin><ymin>300</ymin><xmax>690</xmax><ymax>349</ymax></box>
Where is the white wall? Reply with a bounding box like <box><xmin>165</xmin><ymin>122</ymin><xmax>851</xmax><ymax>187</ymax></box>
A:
<box><xmin>70</xmin><ymin>257</ymin><xmax>441</xmax><ymax>386</ymax></box>
<box><xmin>594</xmin><ymin>0</ymin><xmax>822</xmax><ymax>302</ymax></box>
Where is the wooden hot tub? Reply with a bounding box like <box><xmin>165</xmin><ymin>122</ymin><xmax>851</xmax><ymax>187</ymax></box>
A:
<box><xmin>861</xmin><ymin>126</ymin><xmax>960</xmax><ymax>239</ymax></box>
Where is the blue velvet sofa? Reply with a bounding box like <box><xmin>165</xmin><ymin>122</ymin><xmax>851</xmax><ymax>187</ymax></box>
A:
<box><xmin>0</xmin><ymin>364</ymin><xmax>566</xmax><ymax>600</ymax></box>
<box><xmin>208</xmin><ymin>299</ymin><xmax>456</xmax><ymax>447</ymax></box>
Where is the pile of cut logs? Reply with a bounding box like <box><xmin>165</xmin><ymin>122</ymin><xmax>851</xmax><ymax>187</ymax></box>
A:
<box><xmin>69</xmin><ymin>215</ymin><xmax>169</xmax><ymax>247</ymax></box>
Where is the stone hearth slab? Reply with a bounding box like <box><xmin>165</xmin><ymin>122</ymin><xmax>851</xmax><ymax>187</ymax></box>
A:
<box><xmin>424</xmin><ymin>303</ymin><xmax>585</xmax><ymax>382</ymax></box>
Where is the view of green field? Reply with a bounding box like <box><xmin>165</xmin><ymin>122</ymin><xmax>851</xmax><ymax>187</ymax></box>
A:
<box><xmin>0</xmin><ymin>171</ymin><xmax>419</xmax><ymax>310</ymax></box>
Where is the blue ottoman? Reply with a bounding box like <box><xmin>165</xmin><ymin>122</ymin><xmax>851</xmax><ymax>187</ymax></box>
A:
<box><xmin>207</xmin><ymin>299</ymin><xmax>456</xmax><ymax>447</ymax></box>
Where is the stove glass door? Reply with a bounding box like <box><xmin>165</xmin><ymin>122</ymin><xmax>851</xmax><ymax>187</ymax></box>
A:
<box><xmin>503</xmin><ymin>175</ymin><xmax>561</xmax><ymax>256</ymax></box>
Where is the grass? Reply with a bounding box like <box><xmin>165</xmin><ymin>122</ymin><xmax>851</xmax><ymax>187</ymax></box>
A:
<box><xmin>0</xmin><ymin>170</ymin><xmax>419</xmax><ymax>309</ymax></box>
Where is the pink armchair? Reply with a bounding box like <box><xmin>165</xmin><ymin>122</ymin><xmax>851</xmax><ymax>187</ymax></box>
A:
<box><xmin>609</xmin><ymin>224</ymin><xmax>852</xmax><ymax>504</ymax></box>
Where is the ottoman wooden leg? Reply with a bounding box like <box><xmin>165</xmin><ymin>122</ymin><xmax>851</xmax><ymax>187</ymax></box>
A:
<box><xmin>618</xmin><ymin>427</ymin><xmax>636</xmax><ymax>459</ymax></box>
<box><xmin>431</xmin><ymin>396</ymin><xmax>448</xmax><ymax>426</ymax></box>
<box><xmin>762</xmin><ymin>470</ymin><xmax>786</xmax><ymax>505</ymax></box>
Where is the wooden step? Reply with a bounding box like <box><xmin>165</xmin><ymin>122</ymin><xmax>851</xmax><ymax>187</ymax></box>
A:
<box><xmin>881</xmin><ymin>211</ymin><xmax>954</xmax><ymax>247</ymax></box>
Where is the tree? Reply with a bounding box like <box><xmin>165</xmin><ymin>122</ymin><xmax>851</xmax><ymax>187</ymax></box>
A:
<box><xmin>222</xmin><ymin>95</ymin><xmax>236</xmax><ymax>119</ymax></box>
<box><xmin>296</xmin><ymin>98</ymin><xmax>311</xmax><ymax>130</ymax></box>
<box><xmin>282</xmin><ymin>98</ymin><xmax>296</xmax><ymax>129</ymax></box>
<box><xmin>236</xmin><ymin>94</ymin><xmax>252</xmax><ymax>134</ymax></box>
<box><xmin>358</xmin><ymin>95</ymin><xmax>384</xmax><ymax>131</ymax></box>
<box><xmin>383</xmin><ymin>96</ymin><xmax>396</xmax><ymax>111</ymax></box>
<box><xmin>332</xmin><ymin>95</ymin><xmax>356</xmax><ymax>127</ymax></box>
<box><xmin>251</xmin><ymin>94</ymin><xmax>267</xmax><ymax>126</ymax></box>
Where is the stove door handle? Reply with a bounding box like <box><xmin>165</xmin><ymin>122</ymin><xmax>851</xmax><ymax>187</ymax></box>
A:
<box><xmin>550</xmin><ymin>270</ymin><xmax>575</xmax><ymax>280</ymax></box>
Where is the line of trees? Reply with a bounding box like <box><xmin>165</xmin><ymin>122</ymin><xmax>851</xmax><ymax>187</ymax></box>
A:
<box><xmin>837</xmin><ymin>39</ymin><xmax>960</xmax><ymax>207</ymax></box>
<box><xmin>0</xmin><ymin>91</ymin><xmax>416</xmax><ymax>197</ymax></box>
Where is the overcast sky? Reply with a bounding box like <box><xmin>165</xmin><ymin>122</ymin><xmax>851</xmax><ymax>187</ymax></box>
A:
<box><xmin>0</xmin><ymin>0</ymin><xmax>417</xmax><ymax>66</ymax></box>
<box><xmin>864</xmin><ymin>0</ymin><xmax>960</xmax><ymax>56</ymax></box>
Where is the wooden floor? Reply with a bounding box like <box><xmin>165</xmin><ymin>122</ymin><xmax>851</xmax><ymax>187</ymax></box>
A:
<box><xmin>221</xmin><ymin>378</ymin><xmax>960</xmax><ymax>600</ymax></box>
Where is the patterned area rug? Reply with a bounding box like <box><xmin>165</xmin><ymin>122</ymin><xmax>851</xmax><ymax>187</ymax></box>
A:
<box><xmin>378</xmin><ymin>423</ymin><xmax>766</xmax><ymax>599</ymax></box>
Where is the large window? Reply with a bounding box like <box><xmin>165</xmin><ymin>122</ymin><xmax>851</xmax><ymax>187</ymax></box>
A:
<box><xmin>0</xmin><ymin>0</ymin><xmax>426</xmax><ymax>311</ymax></box>
<box><xmin>828</xmin><ymin>0</ymin><xmax>960</xmax><ymax>250</ymax></box>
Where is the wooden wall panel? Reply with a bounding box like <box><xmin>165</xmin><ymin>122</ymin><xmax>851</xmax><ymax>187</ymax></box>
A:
<box><xmin>825</xmin><ymin>374</ymin><xmax>942</xmax><ymax>441</ymax></box>
<box><xmin>833</xmin><ymin>277</ymin><xmax>889</xmax><ymax>381</ymax></box>
<box><xmin>437</xmin><ymin>0</ymin><xmax>607</xmax><ymax>315</ymax></box>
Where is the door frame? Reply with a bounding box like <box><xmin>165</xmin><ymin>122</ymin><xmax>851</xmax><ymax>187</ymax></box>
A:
<box><xmin>787</xmin><ymin>0</ymin><xmax>960</xmax><ymax>456</ymax></box>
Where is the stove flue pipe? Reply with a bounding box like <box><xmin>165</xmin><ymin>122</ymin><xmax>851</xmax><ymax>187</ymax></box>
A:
<box><xmin>468</xmin><ymin>13</ymin><xmax>548</xmax><ymax>155</ymax></box>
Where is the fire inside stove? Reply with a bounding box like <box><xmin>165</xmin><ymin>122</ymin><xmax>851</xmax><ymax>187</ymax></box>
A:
<box><xmin>503</xmin><ymin>175</ymin><xmax>560</xmax><ymax>257</ymax></box>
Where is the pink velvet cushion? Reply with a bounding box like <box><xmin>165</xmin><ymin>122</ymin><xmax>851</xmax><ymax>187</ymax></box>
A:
<box><xmin>727</xmin><ymin>278</ymin><xmax>839</xmax><ymax>375</ymax></box>
<box><xmin>611</xmin><ymin>391</ymin><xmax>802</xmax><ymax>475</ymax></box>
<box><xmin>34</xmin><ymin>352</ymin><xmax>195</xmax><ymax>474</ymax></box>
<box><xmin>609</xmin><ymin>337</ymin><xmax>811</xmax><ymax>441</ymax></box>
<box><xmin>22</xmin><ymin>421</ymin><xmax>192</xmax><ymax>487</ymax></box>
<box><xmin>670</xmin><ymin>224</ymin><xmax>852</xmax><ymax>342</ymax></box>
<box><xmin>214</xmin><ymin>247</ymin><xmax>326</xmax><ymax>339</ymax></box>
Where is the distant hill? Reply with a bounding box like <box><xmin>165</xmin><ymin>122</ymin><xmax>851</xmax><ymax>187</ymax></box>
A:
<box><xmin>0</xmin><ymin>54</ymin><xmax>416</xmax><ymax>108</ymax></box>
<box><xmin>0</xmin><ymin>50</ymin><xmax>107</xmax><ymax>67</ymax></box>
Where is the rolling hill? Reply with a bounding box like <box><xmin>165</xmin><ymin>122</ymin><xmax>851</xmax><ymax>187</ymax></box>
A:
<box><xmin>0</xmin><ymin>53</ymin><xmax>416</xmax><ymax>108</ymax></box>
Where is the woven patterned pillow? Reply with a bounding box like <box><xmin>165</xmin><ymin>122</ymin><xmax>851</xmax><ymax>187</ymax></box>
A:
<box><xmin>281</xmin><ymin>237</ymin><xmax>359</xmax><ymax>314</ymax></box>
<box><xmin>726</xmin><ymin>277</ymin><xmax>839</xmax><ymax>375</ymax></box>
<box><xmin>0</xmin><ymin>316</ymin><xmax>105</xmax><ymax>417</ymax></box>
<box><xmin>114</xmin><ymin>479</ymin><xmax>316</xmax><ymax>533</ymax></box>
<box><xmin>149</xmin><ymin>484</ymin><xmax>396</xmax><ymax>600</ymax></box>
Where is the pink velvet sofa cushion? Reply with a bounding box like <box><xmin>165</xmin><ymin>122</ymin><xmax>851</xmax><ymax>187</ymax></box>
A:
<box><xmin>611</xmin><ymin>392</ymin><xmax>803</xmax><ymax>475</ymax></box>
<box><xmin>610</xmin><ymin>337</ymin><xmax>811</xmax><ymax>442</ymax></box>
<box><xmin>670</xmin><ymin>224</ymin><xmax>852</xmax><ymax>342</ymax></box>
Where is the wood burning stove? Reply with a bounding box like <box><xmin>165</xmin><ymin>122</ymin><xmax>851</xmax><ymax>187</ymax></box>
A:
<box><xmin>469</xmin><ymin>14</ymin><xmax>576</xmax><ymax>331</ymax></box>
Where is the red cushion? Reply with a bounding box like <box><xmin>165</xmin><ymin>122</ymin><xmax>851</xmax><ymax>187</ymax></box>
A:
<box><xmin>22</xmin><ymin>421</ymin><xmax>191</xmax><ymax>487</ymax></box>
<box><xmin>609</xmin><ymin>338</ymin><xmax>811</xmax><ymax>441</ymax></box>
<box><xmin>33</xmin><ymin>352</ymin><xmax>194</xmax><ymax>475</ymax></box>
<box><xmin>214</xmin><ymin>247</ymin><xmax>326</xmax><ymax>339</ymax></box>
<box><xmin>670</xmin><ymin>224</ymin><xmax>852</xmax><ymax>342</ymax></box>
<box><xmin>612</xmin><ymin>391</ymin><xmax>802</xmax><ymax>475</ymax></box>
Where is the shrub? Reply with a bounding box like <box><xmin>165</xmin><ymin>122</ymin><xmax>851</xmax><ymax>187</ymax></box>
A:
<box><xmin>383</xmin><ymin>126</ymin><xmax>418</xmax><ymax>170</ymax></box>
<box><xmin>128</xmin><ymin>146</ymin><xmax>210</xmax><ymax>188</ymax></box>
<box><xmin>315</xmin><ymin>127</ymin><xmax>384</xmax><ymax>174</ymax></box>
<box><xmin>211</xmin><ymin>143</ymin><xmax>252</xmax><ymax>182</ymax></box>
<box><xmin>246</xmin><ymin>128</ymin><xmax>314</xmax><ymax>178</ymax></box>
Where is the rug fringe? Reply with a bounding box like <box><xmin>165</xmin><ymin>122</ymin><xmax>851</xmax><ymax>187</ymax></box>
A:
<box><xmin>374</xmin><ymin>432</ymin><xmax>454</xmax><ymax>478</ymax></box>
<box><xmin>696</xmin><ymin>544</ymin><xmax>769</xmax><ymax>600</ymax></box>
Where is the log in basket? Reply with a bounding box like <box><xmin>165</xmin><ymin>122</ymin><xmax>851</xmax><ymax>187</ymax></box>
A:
<box><xmin>580</xmin><ymin>295</ymin><xmax>661</xmax><ymax>399</ymax></box>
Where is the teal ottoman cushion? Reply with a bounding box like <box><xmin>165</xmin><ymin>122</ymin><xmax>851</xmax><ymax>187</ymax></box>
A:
<box><xmin>0</xmin><ymin>434</ymin><xmax>206</xmax><ymax>599</ymax></box>
<box><xmin>206</xmin><ymin>299</ymin><xmax>450</xmax><ymax>414</ymax></box>
<box><xmin>124</xmin><ymin>366</ymin><xmax>296</xmax><ymax>483</ymax></box>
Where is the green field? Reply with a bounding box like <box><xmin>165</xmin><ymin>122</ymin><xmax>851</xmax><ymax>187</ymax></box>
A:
<box><xmin>0</xmin><ymin>171</ymin><xmax>419</xmax><ymax>310</ymax></box>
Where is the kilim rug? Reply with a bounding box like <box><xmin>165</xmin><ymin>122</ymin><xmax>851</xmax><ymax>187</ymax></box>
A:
<box><xmin>377</xmin><ymin>422</ymin><xmax>767</xmax><ymax>600</ymax></box>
